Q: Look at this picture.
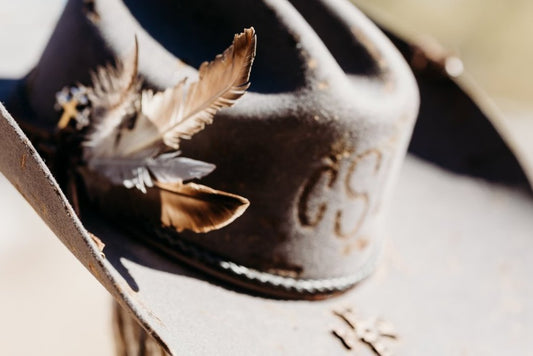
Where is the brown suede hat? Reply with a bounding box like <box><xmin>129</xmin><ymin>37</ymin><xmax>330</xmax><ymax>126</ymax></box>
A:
<box><xmin>2</xmin><ymin>0</ymin><xmax>532</xmax><ymax>354</ymax></box>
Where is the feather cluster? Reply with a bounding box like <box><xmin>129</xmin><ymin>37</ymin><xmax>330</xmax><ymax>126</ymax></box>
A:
<box><xmin>59</xmin><ymin>28</ymin><xmax>256</xmax><ymax>233</ymax></box>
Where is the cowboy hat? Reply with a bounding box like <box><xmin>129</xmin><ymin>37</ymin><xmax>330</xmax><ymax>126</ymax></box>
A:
<box><xmin>1</xmin><ymin>0</ymin><xmax>532</xmax><ymax>354</ymax></box>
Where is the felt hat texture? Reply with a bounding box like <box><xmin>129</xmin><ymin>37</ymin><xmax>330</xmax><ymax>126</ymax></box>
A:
<box><xmin>1</xmin><ymin>0</ymin><xmax>532</xmax><ymax>354</ymax></box>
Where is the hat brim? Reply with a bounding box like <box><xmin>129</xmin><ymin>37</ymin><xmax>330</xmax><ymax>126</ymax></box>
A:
<box><xmin>1</xmin><ymin>92</ymin><xmax>533</xmax><ymax>355</ymax></box>
<box><xmin>95</xmin><ymin>153</ymin><xmax>533</xmax><ymax>355</ymax></box>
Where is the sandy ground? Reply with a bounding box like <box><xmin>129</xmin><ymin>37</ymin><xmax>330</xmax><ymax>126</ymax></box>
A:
<box><xmin>0</xmin><ymin>1</ymin><xmax>114</xmax><ymax>355</ymax></box>
<box><xmin>0</xmin><ymin>1</ymin><xmax>531</xmax><ymax>355</ymax></box>
<box><xmin>0</xmin><ymin>176</ymin><xmax>114</xmax><ymax>355</ymax></box>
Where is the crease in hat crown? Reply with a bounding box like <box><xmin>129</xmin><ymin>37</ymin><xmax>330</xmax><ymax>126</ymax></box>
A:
<box><xmin>10</xmin><ymin>0</ymin><xmax>419</xmax><ymax>299</ymax></box>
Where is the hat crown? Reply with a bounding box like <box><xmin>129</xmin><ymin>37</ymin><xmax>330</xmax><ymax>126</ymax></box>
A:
<box><xmin>22</xmin><ymin>0</ymin><xmax>418</xmax><ymax>296</ymax></box>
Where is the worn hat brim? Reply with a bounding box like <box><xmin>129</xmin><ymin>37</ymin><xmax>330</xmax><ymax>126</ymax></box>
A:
<box><xmin>2</xmin><ymin>76</ymin><xmax>533</xmax><ymax>355</ymax></box>
<box><xmin>1</xmin><ymin>2</ymin><xmax>533</xmax><ymax>356</ymax></box>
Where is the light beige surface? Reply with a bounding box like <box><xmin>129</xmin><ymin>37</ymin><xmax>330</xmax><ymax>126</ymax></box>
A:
<box><xmin>0</xmin><ymin>1</ymin><xmax>114</xmax><ymax>355</ymax></box>
<box><xmin>0</xmin><ymin>175</ymin><xmax>114</xmax><ymax>355</ymax></box>
<box><xmin>353</xmin><ymin>0</ymin><xmax>533</xmax><ymax>106</ymax></box>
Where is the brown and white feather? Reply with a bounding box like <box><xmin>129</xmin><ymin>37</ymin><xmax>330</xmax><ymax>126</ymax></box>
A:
<box><xmin>83</xmin><ymin>37</ymin><xmax>142</xmax><ymax>160</ymax></box>
<box><xmin>121</xmin><ymin>27</ymin><xmax>257</xmax><ymax>156</ymax></box>
<box><xmin>78</xmin><ymin>29</ymin><xmax>256</xmax><ymax>233</ymax></box>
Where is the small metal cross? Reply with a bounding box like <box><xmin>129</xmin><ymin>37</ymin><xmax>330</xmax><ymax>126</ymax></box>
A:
<box><xmin>57</xmin><ymin>97</ymin><xmax>80</xmax><ymax>129</ymax></box>
<box><xmin>55</xmin><ymin>86</ymin><xmax>90</xmax><ymax>129</ymax></box>
<box><xmin>332</xmin><ymin>308</ymin><xmax>397</xmax><ymax>356</ymax></box>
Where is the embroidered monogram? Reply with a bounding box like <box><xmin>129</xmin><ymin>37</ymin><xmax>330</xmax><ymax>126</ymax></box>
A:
<box><xmin>296</xmin><ymin>144</ymin><xmax>388</xmax><ymax>240</ymax></box>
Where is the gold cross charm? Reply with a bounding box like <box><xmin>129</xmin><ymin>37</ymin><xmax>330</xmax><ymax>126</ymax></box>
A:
<box><xmin>55</xmin><ymin>86</ymin><xmax>90</xmax><ymax>130</ymax></box>
<box><xmin>57</xmin><ymin>97</ymin><xmax>79</xmax><ymax>129</ymax></box>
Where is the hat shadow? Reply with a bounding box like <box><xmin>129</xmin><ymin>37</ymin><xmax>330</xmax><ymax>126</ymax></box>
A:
<box><xmin>83</xmin><ymin>209</ymin><xmax>269</xmax><ymax>297</ymax></box>
<box><xmin>0</xmin><ymin>79</ymin><xmax>18</xmax><ymax>103</ymax></box>
<box><xmin>381</xmin><ymin>29</ymin><xmax>530</xmax><ymax>188</ymax></box>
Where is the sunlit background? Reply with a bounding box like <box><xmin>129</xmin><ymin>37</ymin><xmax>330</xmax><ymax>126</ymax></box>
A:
<box><xmin>354</xmin><ymin>0</ymin><xmax>533</xmax><ymax>171</ymax></box>
<box><xmin>355</xmin><ymin>0</ymin><xmax>533</xmax><ymax>106</ymax></box>
<box><xmin>0</xmin><ymin>1</ymin><xmax>531</xmax><ymax>355</ymax></box>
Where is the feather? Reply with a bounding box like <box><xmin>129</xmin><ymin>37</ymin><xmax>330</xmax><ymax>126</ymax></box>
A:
<box><xmin>114</xmin><ymin>27</ymin><xmax>257</xmax><ymax>157</ymax></box>
<box><xmin>81</xmin><ymin>169</ymin><xmax>249</xmax><ymax>233</ymax></box>
<box><xmin>83</xmin><ymin>36</ymin><xmax>142</xmax><ymax>160</ymax></box>
<box><xmin>156</xmin><ymin>182</ymin><xmax>250</xmax><ymax>233</ymax></box>
<box><xmin>88</xmin><ymin>152</ymin><xmax>215</xmax><ymax>193</ymax></box>
<box><xmin>60</xmin><ymin>30</ymin><xmax>255</xmax><ymax>233</ymax></box>
<box><xmin>81</xmin><ymin>28</ymin><xmax>256</xmax><ymax>191</ymax></box>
